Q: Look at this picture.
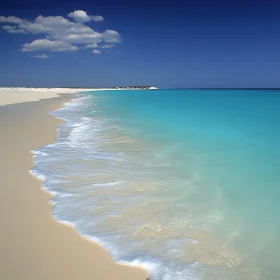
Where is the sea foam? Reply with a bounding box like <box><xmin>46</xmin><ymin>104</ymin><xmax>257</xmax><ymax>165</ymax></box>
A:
<box><xmin>31</xmin><ymin>94</ymin><xmax>204</xmax><ymax>279</ymax></box>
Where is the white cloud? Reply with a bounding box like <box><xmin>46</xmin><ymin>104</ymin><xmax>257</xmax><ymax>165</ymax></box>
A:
<box><xmin>92</xmin><ymin>15</ymin><xmax>104</xmax><ymax>22</ymax></box>
<box><xmin>2</xmin><ymin>25</ymin><xmax>27</xmax><ymax>33</ymax></box>
<box><xmin>2</xmin><ymin>25</ymin><xmax>15</xmax><ymax>30</ymax></box>
<box><xmin>17</xmin><ymin>16</ymin><xmax>74</xmax><ymax>35</ymax></box>
<box><xmin>85</xmin><ymin>43</ymin><xmax>98</xmax><ymax>48</ymax></box>
<box><xmin>68</xmin><ymin>10</ymin><xmax>105</xmax><ymax>23</ymax></box>
<box><xmin>0</xmin><ymin>16</ymin><xmax>23</xmax><ymax>24</ymax></box>
<box><xmin>59</xmin><ymin>33</ymin><xmax>103</xmax><ymax>44</ymax></box>
<box><xmin>19</xmin><ymin>22</ymin><xmax>53</xmax><ymax>34</ymax></box>
<box><xmin>33</xmin><ymin>54</ymin><xmax>49</xmax><ymax>59</ymax></box>
<box><xmin>0</xmin><ymin>11</ymin><xmax>121</xmax><ymax>55</ymax></box>
<box><xmin>103</xmin><ymin>30</ymin><xmax>121</xmax><ymax>43</ymax></box>
<box><xmin>65</xmin><ymin>24</ymin><xmax>93</xmax><ymax>34</ymax></box>
<box><xmin>36</xmin><ymin>15</ymin><xmax>73</xmax><ymax>28</ymax></box>
<box><xmin>22</xmin><ymin>39</ymin><xmax>78</xmax><ymax>52</ymax></box>
<box><xmin>100</xmin><ymin>44</ymin><xmax>115</xmax><ymax>49</ymax></box>
<box><xmin>92</xmin><ymin>50</ymin><xmax>101</xmax><ymax>54</ymax></box>
<box><xmin>68</xmin><ymin>10</ymin><xmax>91</xmax><ymax>23</ymax></box>
<box><xmin>7</xmin><ymin>29</ymin><xmax>27</xmax><ymax>34</ymax></box>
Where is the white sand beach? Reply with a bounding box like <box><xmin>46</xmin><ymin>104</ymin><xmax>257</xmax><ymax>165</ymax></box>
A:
<box><xmin>0</xmin><ymin>88</ymin><xmax>149</xmax><ymax>280</ymax></box>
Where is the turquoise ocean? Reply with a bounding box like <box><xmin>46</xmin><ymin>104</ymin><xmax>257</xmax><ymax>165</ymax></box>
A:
<box><xmin>32</xmin><ymin>89</ymin><xmax>280</xmax><ymax>280</ymax></box>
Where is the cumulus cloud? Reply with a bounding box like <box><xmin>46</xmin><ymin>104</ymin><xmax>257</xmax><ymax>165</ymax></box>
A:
<box><xmin>100</xmin><ymin>44</ymin><xmax>115</xmax><ymax>49</ymax></box>
<box><xmin>8</xmin><ymin>29</ymin><xmax>27</xmax><ymax>34</ymax></box>
<box><xmin>2</xmin><ymin>25</ymin><xmax>27</xmax><ymax>33</ymax></box>
<box><xmin>0</xmin><ymin>10</ymin><xmax>121</xmax><ymax>54</ymax></box>
<box><xmin>60</xmin><ymin>32</ymin><xmax>103</xmax><ymax>44</ymax></box>
<box><xmin>67</xmin><ymin>10</ymin><xmax>104</xmax><ymax>23</ymax></box>
<box><xmin>0</xmin><ymin>16</ymin><xmax>23</xmax><ymax>24</ymax></box>
<box><xmin>103</xmin><ymin>30</ymin><xmax>121</xmax><ymax>43</ymax></box>
<box><xmin>92</xmin><ymin>15</ymin><xmax>104</xmax><ymax>22</ymax></box>
<box><xmin>85</xmin><ymin>43</ymin><xmax>98</xmax><ymax>48</ymax></box>
<box><xmin>22</xmin><ymin>39</ymin><xmax>78</xmax><ymax>52</ymax></box>
<box><xmin>68</xmin><ymin>10</ymin><xmax>91</xmax><ymax>23</ymax></box>
<box><xmin>92</xmin><ymin>50</ymin><xmax>101</xmax><ymax>54</ymax></box>
<box><xmin>2</xmin><ymin>25</ymin><xmax>14</xmax><ymax>30</ymax></box>
<box><xmin>33</xmin><ymin>54</ymin><xmax>49</xmax><ymax>59</ymax></box>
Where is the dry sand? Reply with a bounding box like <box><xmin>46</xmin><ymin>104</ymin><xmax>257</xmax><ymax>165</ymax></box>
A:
<box><xmin>0</xmin><ymin>87</ymin><xmax>99</xmax><ymax>106</ymax></box>
<box><xmin>0</xmin><ymin>90</ymin><xmax>148</xmax><ymax>280</ymax></box>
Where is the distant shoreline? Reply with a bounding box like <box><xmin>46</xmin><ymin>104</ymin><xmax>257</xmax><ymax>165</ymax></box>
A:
<box><xmin>1</xmin><ymin>86</ymin><xmax>280</xmax><ymax>90</ymax></box>
<box><xmin>0</xmin><ymin>86</ymin><xmax>159</xmax><ymax>90</ymax></box>
<box><xmin>0</xmin><ymin>87</ymin><xmax>158</xmax><ymax>106</ymax></box>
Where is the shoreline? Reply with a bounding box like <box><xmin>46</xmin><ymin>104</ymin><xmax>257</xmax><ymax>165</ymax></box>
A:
<box><xmin>31</xmin><ymin>94</ymin><xmax>151</xmax><ymax>275</ymax></box>
<box><xmin>0</xmin><ymin>86</ymin><xmax>158</xmax><ymax>106</ymax></box>
<box><xmin>0</xmin><ymin>91</ymin><xmax>149</xmax><ymax>280</ymax></box>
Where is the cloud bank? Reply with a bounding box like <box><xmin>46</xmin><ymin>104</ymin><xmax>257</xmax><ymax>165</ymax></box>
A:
<box><xmin>0</xmin><ymin>10</ymin><xmax>120</xmax><ymax>54</ymax></box>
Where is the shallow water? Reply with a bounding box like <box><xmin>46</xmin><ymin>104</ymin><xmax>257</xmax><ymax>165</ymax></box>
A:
<box><xmin>32</xmin><ymin>89</ymin><xmax>280</xmax><ymax>280</ymax></box>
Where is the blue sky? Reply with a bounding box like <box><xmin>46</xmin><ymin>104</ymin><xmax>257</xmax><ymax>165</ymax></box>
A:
<box><xmin>1</xmin><ymin>0</ymin><xmax>280</xmax><ymax>88</ymax></box>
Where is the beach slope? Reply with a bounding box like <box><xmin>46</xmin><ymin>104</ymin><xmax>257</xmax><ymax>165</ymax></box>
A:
<box><xmin>0</xmin><ymin>90</ymin><xmax>148</xmax><ymax>280</ymax></box>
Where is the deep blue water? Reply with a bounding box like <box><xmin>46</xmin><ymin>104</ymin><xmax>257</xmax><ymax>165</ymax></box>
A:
<box><xmin>32</xmin><ymin>89</ymin><xmax>280</xmax><ymax>280</ymax></box>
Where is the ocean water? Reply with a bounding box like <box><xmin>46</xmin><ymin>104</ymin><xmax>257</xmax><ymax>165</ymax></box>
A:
<box><xmin>31</xmin><ymin>89</ymin><xmax>280</xmax><ymax>280</ymax></box>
